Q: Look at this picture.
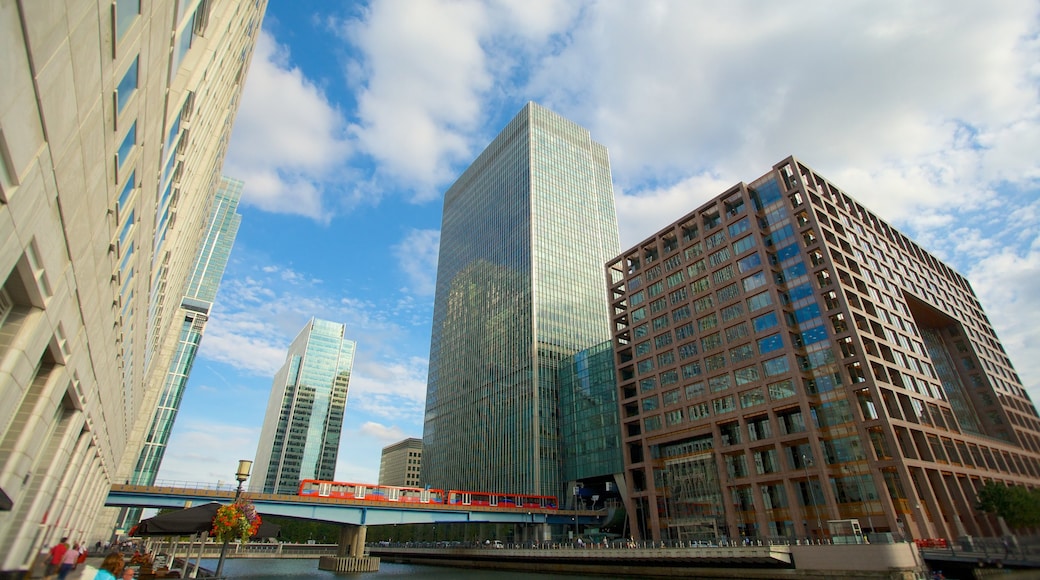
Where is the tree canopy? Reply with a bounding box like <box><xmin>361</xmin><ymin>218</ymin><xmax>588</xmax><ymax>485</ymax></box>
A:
<box><xmin>976</xmin><ymin>483</ymin><xmax>1040</xmax><ymax>529</ymax></box>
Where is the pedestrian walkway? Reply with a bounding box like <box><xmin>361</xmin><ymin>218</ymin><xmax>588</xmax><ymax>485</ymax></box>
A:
<box><xmin>27</xmin><ymin>556</ymin><xmax>104</xmax><ymax>579</ymax></box>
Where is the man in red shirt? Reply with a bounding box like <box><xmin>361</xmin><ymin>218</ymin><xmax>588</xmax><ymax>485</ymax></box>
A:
<box><xmin>43</xmin><ymin>537</ymin><xmax>68</xmax><ymax>580</ymax></box>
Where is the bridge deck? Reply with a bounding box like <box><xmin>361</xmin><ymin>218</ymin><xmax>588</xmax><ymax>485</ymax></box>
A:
<box><xmin>107</xmin><ymin>484</ymin><xmax>598</xmax><ymax>526</ymax></box>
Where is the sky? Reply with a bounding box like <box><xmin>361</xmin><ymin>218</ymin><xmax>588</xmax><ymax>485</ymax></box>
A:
<box><xmin>155</xmin><ymin>0</ymin><xmax>1040</xmax><ymax>489</ymax></box>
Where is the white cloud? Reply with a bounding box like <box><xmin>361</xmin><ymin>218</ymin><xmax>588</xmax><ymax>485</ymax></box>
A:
<box><xmin>521</xmin><ymin>1</ymin><xmax>1039</xmax><ymax>227</ymax></box>
<box><xmin>347</xmin><ymin>356</ymin><xmax>428</xmax><ymax>421</ymax></box>
<box><xmin>615</xmin><ymin>172</ymin><xmax>736</xmax><ymax>248</ymax></box>
<box><xmin>393</xmin><ymin>229</ymin><xmax>440</xmax><ymax>296</ymax></box>
<box><xmin>343</xmin><ymin>0</ymin><xmax>492</xmax><ymax>196</ymax></box>
<box><xmin>156</xmin><ymin>421</ymin><xmax>260</xmax><ymax>486</ymax></box>
<box><xmin>358</xmin><ymin>421</ymin><xmax>407</xmax><ymax>442</ymax></box>
<box><xmin>226</xmin><ymin>31</ymin><xmax>353</xmax><ymax>220</ymax></box>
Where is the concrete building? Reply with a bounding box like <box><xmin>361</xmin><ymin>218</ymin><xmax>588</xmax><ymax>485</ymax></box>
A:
<box><xmin>606</xmin><ymin>156</ymin><xmax>1040</xmax><ymax>543</ymax></box>
<box><xmin>0</xmin><ymin>0</ymin><xmax>265</xmax><ymax>574</ymax></box>
<box><xmin>116</xmin><ymin>176</ymin><xmax>243</xmax><ymax>530</ymax></box>
<box><xmin>379</xmin><ymin>438</ymin><xmax>423</xmax><ymax>488</ymax></box>
<box><xmin>421</xmin><ymin>103</ymin><xmax>621</xmax><ymax>504</ymax></box>
<box><xmin>253</xmin><ymin>318</ymin><xmax>356</xmax><ymax>495</ymax></box>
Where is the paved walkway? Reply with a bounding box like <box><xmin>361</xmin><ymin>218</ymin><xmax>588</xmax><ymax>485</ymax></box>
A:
<box><xmin>28</xmin><ymin>556</ymin><xmax>109</xmax><ymax>579</ymax></box>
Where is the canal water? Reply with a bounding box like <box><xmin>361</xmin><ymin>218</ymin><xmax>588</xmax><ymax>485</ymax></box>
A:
<box><xmin>200</xmin><ymin>558</ymin><xmax>649</xmax><ymax>579</ymax></box>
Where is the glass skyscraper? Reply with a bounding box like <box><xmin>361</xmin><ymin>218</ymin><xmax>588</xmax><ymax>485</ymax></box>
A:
<box><xmin>421</xmin><ymin>103</ymin><xmax>620</xmax><ymax>502</ymax></box>
<box><xmin>117</xmin><ymin>177</ymin><xmax>243</xmax><ymax>529</ymax></box>
<box><xmin>253</xmin><ymin>318</ymin><xmax>356</xmax><ymax>494</ymax></box>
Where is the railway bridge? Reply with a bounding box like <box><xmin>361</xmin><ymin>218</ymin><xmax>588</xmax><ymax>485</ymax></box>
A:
<box><xmin>106</xmin><ymin>483</ymin><xmax>604</xmax><ymax>572</ymax></box>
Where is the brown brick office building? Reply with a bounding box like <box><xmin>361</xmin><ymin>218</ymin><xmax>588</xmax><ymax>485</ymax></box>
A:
<box><xmin>606</xmin><ymin>156</ymin><xmax>1040</xmax><ymax>543</ymax></box>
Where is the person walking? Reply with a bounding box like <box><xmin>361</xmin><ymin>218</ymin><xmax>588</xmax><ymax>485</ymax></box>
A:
<box><xmin>43</xmin><ymin>538</ymin><xmax>69</xmax><ymax>580</ymax></box>
<box><xmin>57</xmin><ymin>542</ymin><xmax>81</xmax><ymax>580</ymax></box>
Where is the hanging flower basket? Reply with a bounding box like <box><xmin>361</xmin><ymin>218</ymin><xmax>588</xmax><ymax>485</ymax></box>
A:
<box><xmin>211</xmin><ymin>500</ymin><xmax>262</xmax><ymax>543</ymax></box>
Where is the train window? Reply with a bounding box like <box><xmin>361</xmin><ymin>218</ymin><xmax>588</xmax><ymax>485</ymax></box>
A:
<box><xmin>388</xmin><ymin>488</ymin><xmax>400</xmax><ymax>501</ymax></box>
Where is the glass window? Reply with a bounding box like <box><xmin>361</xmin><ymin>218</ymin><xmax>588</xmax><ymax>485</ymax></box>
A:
<box><xmin>733</xmin><ymin>235</ymin><xmax>757</xmax><ymax>255</ymax></box>
<box><xmin>758</xmin><ymin>333</ymin><xmax>783</xmax><ymax>354</ymax></box>
<box><xmin>736</xmin><ymin>252</ymin><xmax>761</xmax><ymax>273</ymax></box>
<box><xmin>728</xmin><ymin>217</ymin><xmax>750</xmax><ymax>237</ymax></box>
<box><xmin>116</xmin><ymin>0</ymin><xmax>141</xmax><ymax>40</ymax></box>
<box><xmin>118</xmin><ymin>170</ymin><xmax>136</xmax><ymax>213</ymax></box>
<box><xmin>740</xmin><ymin>387</ymin><xmax>766</xmax><ymax>408</ymax></box>
<box><xmin>637</xmin><ymin>359</ymin><xmax>655</xmax><ymax>375</ymax></box>
<box><xmin>701</xmin><ymin>332</ymin><xmax>722</xmax><ymax>351</ymax></box>
<box><xmin>746</xmin><ymin>291</ymin><xmax>773</xmax><ymax>312</ymax></box>
<box><xmin>173</xmin><ymin>12</ymin><xmax>197</xmax><ymax>72</ymax></box>
<box><xmin>117</xmin><ymin>56</ymin><xmax>139</xmax><ymax>112</ymax></box>
<box><xmin>721</xmin><ymin>302</ymin><xmax>744</xmax><ymax>322</ymax></box>
<box><xmin>681</xmin><ymin>361</ymin><xmax>701</xmax><ymax>378</ymax></box>
<box><xmin>716</xmin><ymin>282</ymin><xmax>740</xmax><ymax>303</ymax></box>
<box><xmin>768</xmin><ymin>379</ymin><xmax>796</xmax><ymax>400</ymax></box>
<box><xmin>118</xmin><ymin>121</ymin><xmax>137</xmax><ymax>167</ymax></box>
<box><xmin>678</xmin><ymin>343</ymin><xmax>698</xmax><ymax>360</ymax></box>
<box><xmin>642</xmin><ymin>396</ymin><xmax>659</xmax><ymax>412</ymax></box>
<box><xmin>763</xmin><ymin>356</ymin><xmax>790</xmax><ymax>377</ymax></box>
<box><xmin>713</xmin><ymin>396</ymin><xmax>735</xmax><ymax>415</ymax></box>
<box><xmin>753</xmin><ymin>312</ymin><xmax>778</xmax><ymax>333</ymax></box>
<box><xmin>742</xmin><ymin>272</ymin><xmax>767</xmax><ymax>292</ymax></box>
<box><xmin>675</xmin><ymin>322</ymin><xmax>695</xmax><ymax>340</ymax></box>
<box><xmin>734</xmin><ymin>365</ymin><xmax>760</xmax><ymax>386</ymax></box>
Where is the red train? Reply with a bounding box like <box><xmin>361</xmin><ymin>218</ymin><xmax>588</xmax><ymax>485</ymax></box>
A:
<box><xmin>298</xmin><ymin>479</ymin><xmax>558</xmax><ymax>510</ymax></box>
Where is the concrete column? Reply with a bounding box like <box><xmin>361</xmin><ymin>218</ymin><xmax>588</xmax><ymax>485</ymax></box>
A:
<box><xmin>946</xmin><ymin>474</ymin><xmax>980</xmax><ymax>538</ymax></box>
<box><xmin>908</xmin><ymin>466</ymin><xmax>941</xmax><ymax>540</ymax></box>
<box><xmin>962</xmin><ymin>478</ymin><xmax>997</xmax><ymax>537</ymax></box>
<box><xmin>353</xmin><ymin>526</ymin><xmax>367</xmax><ymax>557</ymax></box>
<box><xmin>925</xmin><ymin>469</ymin><xmax>961</xmax><ymax>540</ymax></box>
<box><xmin>336</xmin><ymin>525</ymin><xmax>366</xmax><ymax>558</ymax></box>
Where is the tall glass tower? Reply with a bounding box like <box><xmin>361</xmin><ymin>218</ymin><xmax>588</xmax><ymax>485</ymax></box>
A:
<box><xmin>421</xmin><ymin>103</ymin><xmax>620</xmax><ymax>501</ymax></box>
<box><xmin>253</xmin><ymin>318</ymin><xmax>356</xmax><ymax>494</ymax></box>
<box><xmin>117</xmin><ymin>177</ymin><xmax>243</xmax><ymax>528</ymax></box>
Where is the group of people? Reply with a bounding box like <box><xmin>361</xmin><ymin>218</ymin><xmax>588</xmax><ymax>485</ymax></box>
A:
<box><xmin>44</xmin><ymin>538</ymin><xmax>134</xmax><ymax>580</ymax></box>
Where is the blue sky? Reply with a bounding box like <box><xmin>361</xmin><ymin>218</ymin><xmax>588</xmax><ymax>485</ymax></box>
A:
<box><xmin>156</xmin><ymin>0</ymin><xmax>1040</xmax><ymax>488</ymax></box>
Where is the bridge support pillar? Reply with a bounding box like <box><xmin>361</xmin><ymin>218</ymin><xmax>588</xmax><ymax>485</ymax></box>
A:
<box><xmin>319</xmin><ymin>525</ymin><xmax>380</xmax><ymax>574</ymax></box>
<box><xmin>336</xmin><ymin>524</ymin><xmax>367</xmax><ymax>557</ymax></box>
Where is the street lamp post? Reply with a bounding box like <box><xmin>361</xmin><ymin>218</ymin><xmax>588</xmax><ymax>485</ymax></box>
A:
<box><xmin>215</xmin><ymin>460</ymin><xmax>252</xmax><ymax>578</ymax></box>
<box><xmin>802</xmin><ymin>454</ymin><xmax>823</xmax><ymax>540</ymax></box>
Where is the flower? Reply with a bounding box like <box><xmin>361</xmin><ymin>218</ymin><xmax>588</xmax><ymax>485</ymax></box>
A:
<box><xmin>211</xmin><ymin>500</ymin><xmax>262</xmax><ymax>543</ymax></box>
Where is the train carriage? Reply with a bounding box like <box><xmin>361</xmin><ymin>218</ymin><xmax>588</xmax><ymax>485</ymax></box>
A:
<box><xmin>298</xmin><ymin>479</ymin><xmax>557</xmax><ymax>510</ymax></box>
<box><xmin>446</xmin><ymin>490</ymin><xmax>558</xmax><ymax>509</ymax></box>
<box><xmin>298</xmin><ymin>479</ymin><xmax>445</xmax><ymax>503</ymax></box>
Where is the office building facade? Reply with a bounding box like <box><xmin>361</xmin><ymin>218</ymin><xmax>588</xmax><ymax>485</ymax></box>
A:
<box><xmin>421</xmin><ymin>103</ymin><xmax>620</xmax><ymax>503</ymax></box>
<box><xmin>0</xmin><ymin>0</ymin><xmax>265</xmax><ymax>573</ymax></box>
<box><xmin>117</xmin><ymin>176</ymin><xmax>243</xmax><ymax>529</ymax></box>
<box><xmin>379</xmin><ymin>438</ymin><xmax>423</xmax><ymax>488</ymax></box>
<box><xmin>558</xmin><ymin>341</ymin><xmax>626</xmax><ymax>510</ymax></box>
<box><xmin>607</xmin><ymin>156</ymin><xmax>1040</xmax><ymax>543</ymax></box>
<box><xmin>253</xmin><ymin>318</ymin><xmax>356</xmax><ymax>495</ymax></box>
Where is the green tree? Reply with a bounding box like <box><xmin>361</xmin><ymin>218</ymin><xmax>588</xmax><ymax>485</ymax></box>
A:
<box><xmin>976</xmin><ymin>483</ymin><xmax>1040</xmax><ymax>529</ymax></box>
<box><xmin>261</xmin><ymin>516</ymin><xmax>341</xmax><ymax>543</ymax></box>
